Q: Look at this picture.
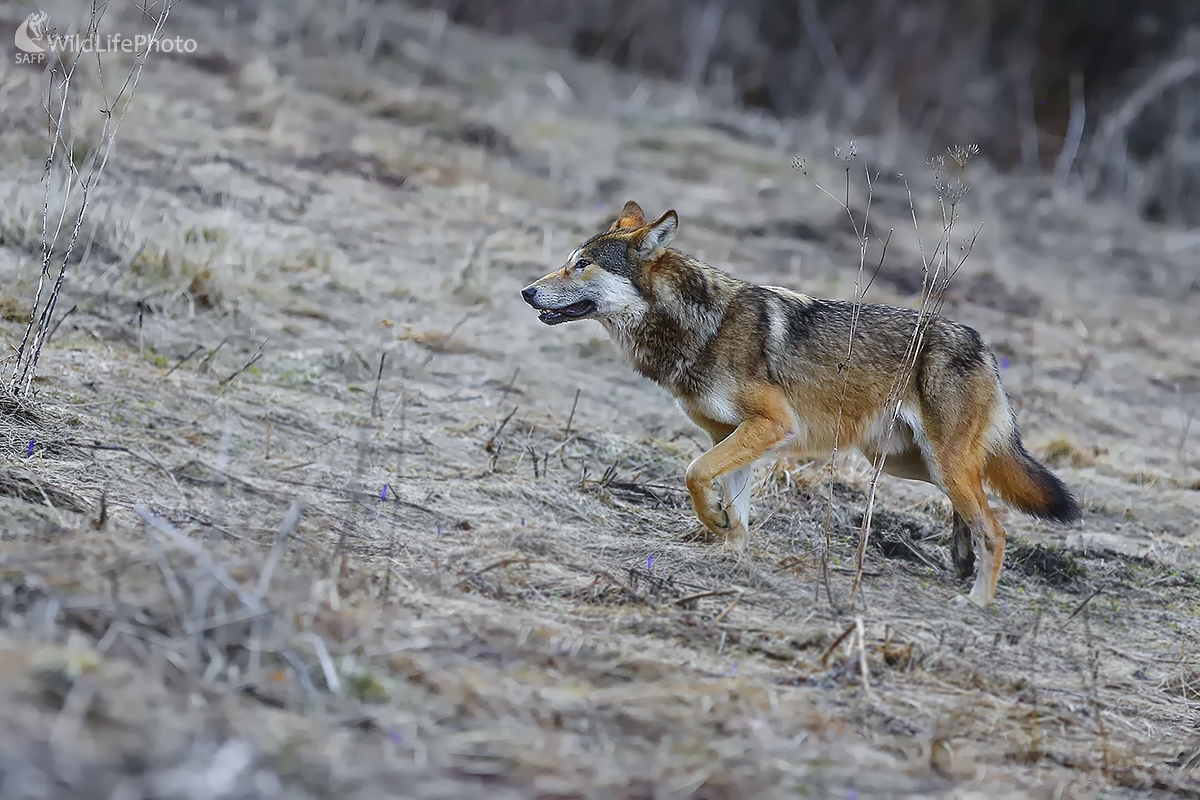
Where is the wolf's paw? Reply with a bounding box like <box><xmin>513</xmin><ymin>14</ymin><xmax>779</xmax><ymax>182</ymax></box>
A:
<box><xmin>692</xmin><ymin>499</ymin><xmax>732</xmax><ymax>537</ymax></box>
<box><xmin>950</xmin><ymin>592</ymin><xmax>987</xmax><ymax>610</ymax></box>
<box><xmin>705</xmin><ymin>500</ymin><xmax>731</xmax><ymax>530</ymax></box>
<box><xmin>721</xmin><ymin>524</ymin><xmax>749</xmax><ymax>552</ymax></box>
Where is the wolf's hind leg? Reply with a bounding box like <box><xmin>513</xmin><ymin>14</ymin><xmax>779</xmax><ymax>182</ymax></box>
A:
<box><xmin>926</xmin><ymin>433</ymin><xmax>1005</xmax><ymax>607</ymax></box>
<box><xmin>951</xmin><ymin>511</ymin><xmax>975</xmax><ymax>580</ymax></box>
<box><xmin>862</xmin><ymin>435</ymin><xmax>976</xmax><ymax>579</ymax></box>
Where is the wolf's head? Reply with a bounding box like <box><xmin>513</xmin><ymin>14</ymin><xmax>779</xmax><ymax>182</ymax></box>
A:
<box><xmin>520</xmin><ymin>200</ymin><xmax>677</xmax><ymax>325</ymax></box>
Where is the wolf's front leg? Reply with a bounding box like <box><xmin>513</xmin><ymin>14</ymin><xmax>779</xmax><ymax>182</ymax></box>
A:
<box><xmin>685</xmin><ymin>463</ymin><xmax>746</xmax><ymax>548</ymax></box>
<box><xmin>684</xmin><ymin>391</ymin><xmax>793</xmax><ymax>550</ymax></box>
<box><xmin>721</xmin><ymin>465</ymin><xmax>754</xmax><ymax>530</ymax></box>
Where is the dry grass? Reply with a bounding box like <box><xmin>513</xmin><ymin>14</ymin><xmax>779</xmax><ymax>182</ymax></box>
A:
<box><xmin>0</xmin><ymin>1</ymin><xmax>1197</xmax><ymax>798</ymax></box>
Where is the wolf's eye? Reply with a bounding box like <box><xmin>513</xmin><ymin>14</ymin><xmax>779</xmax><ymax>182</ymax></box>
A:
<box><xmin>574</xmin><ymin>259</ymin><xmax>591</xmax><ymax>270</ymax></box>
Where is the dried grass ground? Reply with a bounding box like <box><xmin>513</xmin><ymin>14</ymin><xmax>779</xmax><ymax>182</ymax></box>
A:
<box><xmin>0</xmin><ymin>2</ymin><xmax>1198</xmax><ymax>798</ymax></box>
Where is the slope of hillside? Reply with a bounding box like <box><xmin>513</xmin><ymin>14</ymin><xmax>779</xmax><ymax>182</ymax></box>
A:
<box><xmin>0</xmin><ymin>2</ymin><xmax>1197</xmax><ymax>798</ymax></box>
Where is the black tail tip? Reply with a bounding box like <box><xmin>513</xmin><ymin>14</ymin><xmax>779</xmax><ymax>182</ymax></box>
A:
<box><xmin>1033</xmin><ymin>466</ymin><xmax>1082</xmax><ymax>525</ymax></box>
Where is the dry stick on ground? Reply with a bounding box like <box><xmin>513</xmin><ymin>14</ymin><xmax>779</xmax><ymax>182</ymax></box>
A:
<box><xmin>44</xmin><ymin>304</ymin><xmax>77</xmax><ymax>345</ymax></box>
<box><xmin>486</xmin><ymin>405</ymin><xmax>519</xmax><ymax>459</ymax></box>
<box><xmin>161</xmin><ymin>344</ymin><xmax>205</xmax><ymax>379</ymax></box>
<box><xmin>563</xmin><ymin>388</ymin><xmax>581</xmax><ymax>441</ymax></box>
<box><xmin>417</xmin><ymin>308</ymin><xmax>480</xmax><ymax>367</ymax></box>
<box><xmin>713</xmin><ymin>590</ymin><xmax>744</xmax><ymax>624</ymax></box>
<box><xmin>10</xmin><ymin>28</ymin><xmax>81</xmax><ymax>387</ymax></box>
<box><xmin>217</xmin><ymin>336</ymin><xmax>272</xmax><ymax>388</ymax></box>
<box><xmin>370</xmin><ymin>352</ymin><xmax>387</xmax><ymax>418</ymax></box>
<box><xmin>820</xmin><ymin>620</ymin><xmax>858</xmax><ymax>668</ymax></box>
<box><xmin>1060</xmin><ymin>585</ymin><xmax>1105</xmax><ymax>629</ymax></box>
<box><xmin>456</xmin><ymin>557</ymin><xmax>548</xmax><ymax>589</ymax></box>
<box><xmin>674</xmin><ymin>588</ymin><xmax>740</xmax><ymax>607</ymax></box>
<box><xmin>10</xmin><ymin>0</ymin><xmax>179</xmax><ymax>393</ymax></box>
<box><xmin>194</xmin><ymin>339</ymin><xmax>228</xmax><ymax>374</ymax></box>
<box><xmin>498</xmin><ymin>366</ymin><xmax>521</xmax><ymax>406</ymax></box>
<box><xmin>485</xmin><ymin>367</ymin><xmax>522</xmax><ymax>469</ymax></box>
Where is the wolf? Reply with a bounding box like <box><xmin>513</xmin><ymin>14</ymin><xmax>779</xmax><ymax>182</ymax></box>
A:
<box><xmin>520</xmin><ymin>201</ymin><xmax>1080</xmax><ymax>607</ymax></box>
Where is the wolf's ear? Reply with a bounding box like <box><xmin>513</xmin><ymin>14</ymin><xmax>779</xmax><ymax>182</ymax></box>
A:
<box><xmin>633</xmin><ymin>210</ymin><xmax>678</xmax><ymax>260</ymax></box>
<box><xmin>609</xmin><ymin>200</ymin><xmax>647</xmax><ymax>231</ymax></box>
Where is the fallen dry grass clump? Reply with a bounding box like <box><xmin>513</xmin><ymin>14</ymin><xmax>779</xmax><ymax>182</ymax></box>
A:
<box><xmin>0</xmin><ymin>0</ymin><xmax>1198</xmax><ymax>798</ymax></box>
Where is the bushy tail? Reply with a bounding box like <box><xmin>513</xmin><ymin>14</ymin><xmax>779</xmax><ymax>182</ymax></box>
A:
<box><xmin>984</xmin><ymin>435</ymin><xmax>1081</xmax><ymax>523</ymax></box>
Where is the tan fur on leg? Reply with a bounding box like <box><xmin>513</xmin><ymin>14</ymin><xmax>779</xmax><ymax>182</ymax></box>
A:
<box><xmin>684</xmin><ymin>386</ymin><xmax>793</xmax><ymax>549</ymax></box>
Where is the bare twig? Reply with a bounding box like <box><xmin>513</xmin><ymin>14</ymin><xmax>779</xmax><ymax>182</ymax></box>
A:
<box><xmin>713</xmin><ymin>590</ymin><xmax>744</xmax><ymax>623</ymax></box>
<box><xmin>195</xmin><ymin>339</ymin><xmax>228</xmax><ymax>374</ymax></box>
<box><xmin>847</xmin><ymin>146</ymin><xmax>981</xmax><ymax>609</ymax></box>
<box><xmin>161</xmin><ymin>344</ymin><xmax>204</xmax><ymax>379</ymax></box>
<box><xmin>563</xmin><ymin>388</ymin><xmax>581</xmax><ymax>441</ymax></box>
<box><xmin>674</xmin><ymin>588</ymin><xmax>740</xmax><ymax>606</ymax></box>
<box><xmin>486</xmin><ymin>406</ymin><xmax>519</xmax><ymax>454</ymax></box>
<box><xmin>1060</xmin><ymin>585</ymin><xmax>1104</xmax><ymax>629</ymax></box>
<box><xmin>820</xmin><ymin>621</ymin><xmax>857</xmax><ymax>668</ymax></box>
<box><xmin>498</xmin><ymin>367</ymin><xmax>520</xmax><ymax>407</ymax></box>
<box><xmin>457</xmin><ymin>557</ymin><xmax>547</xmax><ymax>588</ymax></box>
<box><xmin>10</xmin><ymin>0</ymin><xmax>179</xmax><ymax>392</ymax></box>
<box><xmin>371</xmin><ymin>352</ymin><xmax>387</xmax><ymax>418</ymax></box>
<box><xmin>255</xmin><ymin>500</ymin><xmax>306</xmax><ymax>599</ymax></box>
<box><xmin>218</xmin><ymin>336</ymin><xmax>271</xmax><ymax>387</ymax></box>
<box><xmin>44</xmin><ymin>304</ymin><xmax>77</xmax><ymax>346</ymax></box>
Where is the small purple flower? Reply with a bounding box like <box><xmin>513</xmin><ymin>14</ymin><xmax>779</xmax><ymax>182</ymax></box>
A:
<box><xmin>389</xmin><ymin>729</ymin><xmax>402</xmax><ymax>744</ymax></box>
<box><xmin>730</xmin><ymin>662</ymin><xmax>738</xmax><ymax>677</ymax></box>
<box><xmin>26</xmin><ymin>439</ymin><xmax>35</xmax><ymax>458</ymax></box>
<box><xmin>520</xmin><ymin>517</ymin><xmax>526</xmax><ymax>526</ymax></box>
<box><xmin>380</xmin><ymin>484</ymin><xmax>389</xmax><ymax>502</ymax></box>
<box><xmin>646</xmin><ymin>554</ymin><xmax>655</xmax><ymax>571</ymax></box>
<box><xmin>436</xmin><ymin>523</ymin><xmax>442</xmax><ymax>537</ymax></box>
<box><xmin>1000</xmin><ymin>356</ymin><xmax>1010</xmax><ymax>370</ymax></box>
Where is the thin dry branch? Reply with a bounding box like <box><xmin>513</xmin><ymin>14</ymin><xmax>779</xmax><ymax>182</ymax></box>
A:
<box><xmin>847</xmin><ymin>146</ymin><xmax>981</xmax><ymax>609</ymax></box>
<box><xmin>9</xmin><ymin>0</ymin><xmax>180</xmax><ymax>393</ymax></box>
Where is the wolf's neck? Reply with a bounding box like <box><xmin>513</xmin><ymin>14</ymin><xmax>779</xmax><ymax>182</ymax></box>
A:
<box><xmin>600</xmin><ymin>278</ymin><xmax>728</xmax><ymax>390</ymax></box>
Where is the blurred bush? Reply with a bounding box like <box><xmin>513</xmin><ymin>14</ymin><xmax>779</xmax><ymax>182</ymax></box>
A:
<box><xmin>416</xmin><ymin>0</ymin><xmax>1200</xmax><ymax>222</ymax></box>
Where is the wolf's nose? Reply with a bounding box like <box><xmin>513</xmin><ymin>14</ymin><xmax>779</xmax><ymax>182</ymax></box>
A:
<box><xmin>521</xmin><ymin>286</ymin><xmax>537</xmax><ymax>305</ymax></box>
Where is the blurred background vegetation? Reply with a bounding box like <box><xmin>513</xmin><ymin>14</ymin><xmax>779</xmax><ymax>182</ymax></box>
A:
<box><xmin>410</xmin><ymin>0</ymin><xmax>1200</xmax><ymax>224</ymax></box>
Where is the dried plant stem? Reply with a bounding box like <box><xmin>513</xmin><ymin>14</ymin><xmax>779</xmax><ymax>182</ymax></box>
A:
<box><xmin>854</xmin><ymin>616</ymin><xmax>872</xmax><ymax>695</ymax></box>
<box><xmin>9</xmin><ymin>0</ymin><xmax>178</xmax><ymax>393</ymax></box>
<box><xmin>847</xmin><ymin>149</ymin><xmax>981</xmax><ymax>609</ymax></box>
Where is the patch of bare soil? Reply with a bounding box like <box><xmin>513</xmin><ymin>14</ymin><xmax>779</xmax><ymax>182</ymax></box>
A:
<box><xmin>0</xmin><ymin>2</ymin><xmax>1197</xmax><ymax>798</ymax></box>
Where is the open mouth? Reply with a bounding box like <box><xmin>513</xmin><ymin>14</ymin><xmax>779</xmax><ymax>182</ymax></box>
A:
<box><xmin>537</xmin><ymin>299</ymin><xmax>596</xmax><ymax>325</ymax></box>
